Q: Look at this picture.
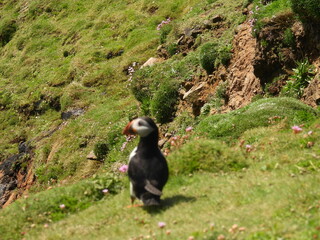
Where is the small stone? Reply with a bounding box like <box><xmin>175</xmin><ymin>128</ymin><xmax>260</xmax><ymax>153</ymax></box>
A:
<box><xmin>86</xmin><ymin>150</ymin><xmax>98</xmax><ymax>160</ymax></box>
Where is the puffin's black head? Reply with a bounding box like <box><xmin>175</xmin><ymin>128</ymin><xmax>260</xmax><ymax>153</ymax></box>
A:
<box><xmin>122</xmin><ymin>117</ymin><xmax>158</xmax><ymax>138</ymax></box>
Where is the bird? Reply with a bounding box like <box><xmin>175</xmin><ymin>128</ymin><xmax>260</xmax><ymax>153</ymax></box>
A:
<box><xmin>122</xmin><ymin>117</ymin><xmax>169</xmax><ymax>207</ymax></box>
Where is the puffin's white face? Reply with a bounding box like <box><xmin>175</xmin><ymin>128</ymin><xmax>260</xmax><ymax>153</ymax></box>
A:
<box><xmin>123</xmin><ymin>118</ymin><xmax>154</xmax><ymax>137</ymax></box>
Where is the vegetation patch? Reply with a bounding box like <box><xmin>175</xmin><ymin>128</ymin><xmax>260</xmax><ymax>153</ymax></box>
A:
<box><xmin>290</xmin><ymin>0</ymin><xmax>320</xmax><ymax>23</ymax></box>
<box><xmin>0</xmin><ymin>173</ymin><xmax>123</xmax><ymax>240</ymax></box>
<box><xmin>197</xmin><ymin>97</ymin><xmax>319</xmax><ymax>141</ymax></box>
<box><xmin>167</xmin><ymin>139</ymin><xmax>248</xmax><ymax>175</ymax></box>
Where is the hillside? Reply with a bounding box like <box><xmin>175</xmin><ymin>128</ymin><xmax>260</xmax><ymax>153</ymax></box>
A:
<box><xmin>0</xmin><ymin>0</ymin><xmax>320</xmax><ymax>239</ymax></box>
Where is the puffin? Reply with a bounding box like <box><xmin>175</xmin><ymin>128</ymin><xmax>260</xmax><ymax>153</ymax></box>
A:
<box><xmin>122</xmin><ymin>117</ymin><xmax>169</xmax><ymax>206</ymax></box>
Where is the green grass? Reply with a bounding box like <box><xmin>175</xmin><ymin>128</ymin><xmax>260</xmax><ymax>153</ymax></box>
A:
<box><xmin>197</xmin><ymin>97</ymin><xmax>319</xmax><ymax>141</ymax></box>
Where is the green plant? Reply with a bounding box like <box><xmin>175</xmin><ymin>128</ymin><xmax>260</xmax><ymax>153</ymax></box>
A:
<box><xmin>93</xmin><ymin>141</ymin><xmax>109</xmax><ymax>161</ymax></box>
<box><xmin>290</xmin><ymin>0</ymin><xmax>320</xmax><ymax>23</ymax></box>
<box><xmin>150</xmin><ymin>80</ymin><xmax>179</xmax><ymax>124</ymax></box>
<box><xmin>199</xmin><ymin>42</ymin><xmax>218</xmax><ymax>74</ymax></box>
<box><xmin>281</xmin><ymin>60</ymin><xmax>314</xmax><ymax>98</ymax></box>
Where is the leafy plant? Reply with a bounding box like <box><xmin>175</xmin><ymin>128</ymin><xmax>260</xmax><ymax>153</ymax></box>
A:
<box><xmin>281</xmin><ymin>60</ymin><xmax>315</xmax><ymax>98</ymax></box>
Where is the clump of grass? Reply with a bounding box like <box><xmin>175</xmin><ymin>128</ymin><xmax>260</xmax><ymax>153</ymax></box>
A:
<box><xmin>168</xmin><ymin>138</ymin><xmax>248</xmax><ymax>176</ymax></box>
<box><xmin>93</xmin><ymin>141</ymin><xmax>109</xmax><ymax>161</ymax></box>
<box><xmin>150</xmin><ymin>80</ymin><xmax>179</xmax><ymax>124</ymax></box>
<box><xmin>159</xmin><ymin>24</ymin><xmax>173</xmax><ymax>44</ymax></box>
<box><xmin>199</xmin><ymin>42</ymin><xmax>219</xmax><ymax>74</ymax></box>
<box><xmin>199</xmin><ymin>42</ymin><xmax>232</xmax><ymax>74</ymax></box>
<box><xmin>197</xmin><ymin>97</ymin><xmax>319</xmax><ymax>141</ymax></box>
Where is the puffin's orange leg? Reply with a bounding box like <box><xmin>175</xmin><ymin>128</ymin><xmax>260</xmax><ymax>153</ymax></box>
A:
<box><xmin>126</xmin><ymin>197</ymin><xmax>143</xmax><ymax>208</ymax></box>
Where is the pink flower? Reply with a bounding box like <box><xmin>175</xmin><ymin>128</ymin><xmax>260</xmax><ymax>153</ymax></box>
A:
<box><xmin>158</xmin><ymin>222</ymin><xmax>166</xmax><ymax>228</ymax></box>
<box><xmin>245</xmin><ymin>145</ymin><xmax>252</xmax><ymax>152</ymax></box>
<box><xmin>185</xmin><ymin>126</ymin><xmax>193</xmax><ymax>132</ymax></box>
<box><xmin>102</xmin><ymin>189</ymin><xmax>109</xmax><ymax>194</ymax></box>
<box><xmin>292</xmin><ymin>125</ymin><xmax>302</xmax><ymax>134</ymax></box>
<box><xmin>59</xmin><ymin>204</ymin><xmax>65</xmax><ymax>209</ymax></box>
<box><xmin>119</xmin><ymin>164</ymin><xmax>128</xmax><ymax>173</ymax></box>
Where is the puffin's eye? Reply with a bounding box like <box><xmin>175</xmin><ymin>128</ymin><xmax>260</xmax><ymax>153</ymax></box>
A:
<box><xmin>138</xmin><ymin>121</ymin><xmax>143</xmax><ymax>126</ymax></box>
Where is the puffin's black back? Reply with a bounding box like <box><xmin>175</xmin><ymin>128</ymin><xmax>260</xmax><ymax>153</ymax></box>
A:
<box><xmin>128</xmin><ymin>117</ymin><xmax>169</xmax><ymax>205</ymax></box>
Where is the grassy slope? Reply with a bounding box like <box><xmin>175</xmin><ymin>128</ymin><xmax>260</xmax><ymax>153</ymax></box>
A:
<box><xmin>1</xmin><ymin>101</ymin><xmax>319</xmax><ymax>239</ymax></box>
<box><xmin>1</xmin><ymin>0</ymin><xmax>320</xmax><ymax>239</ymax></box>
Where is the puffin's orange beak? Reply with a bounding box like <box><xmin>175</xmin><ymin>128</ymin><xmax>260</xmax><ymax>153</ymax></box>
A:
<box><xmin>122</xmin><ymin>121</ymin><xmax>136</xmax><ymax>136</ymax></box>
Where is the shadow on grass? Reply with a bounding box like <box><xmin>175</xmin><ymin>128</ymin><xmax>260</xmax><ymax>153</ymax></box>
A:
<box><xmin>142</xmin><ymin>194</ymin><xmax>196</xmax><ymax>215</ymax></box>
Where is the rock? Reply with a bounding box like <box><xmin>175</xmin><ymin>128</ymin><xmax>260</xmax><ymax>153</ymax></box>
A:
<box><xmin>61</xmin><ymin>109</ymin><xmax>85</xmax><ymax>120</ymax></box>
<box><xmin>183</xmin><ymin>82</ymin><xmax>207</xmax><ymax>102</ymax></box>
<box><xmin>158</xmin><ymin>139</ymin><xmax>167</xmax><ymax>148</ymax></box>
<box><xmin>87</xmin><ymin>150</ymin><xmax>98</xmax><ymax>160</ymax></box>
<box><xmin>227</xmin><ymin>21</ymin><xmax>262</xmax><ymax>109</ymax></box>
<box><xmin>302</xmin><ymin>74</ymin><xmax>320</xmax><ymax>108</ymax></box>
<box><xmin>140</xmin><ymin>57</ymin><xmax>163</xmax><ymax>69</ymax></box>
<box><xmin>211</xmin><ymin>15</ymin><xmax>224</xmax><ymax>23</ymax></box>
<box><xmin>203</xmin><ymin>20</ymin><xmax>212</xmax><ymax>29</ymax></box>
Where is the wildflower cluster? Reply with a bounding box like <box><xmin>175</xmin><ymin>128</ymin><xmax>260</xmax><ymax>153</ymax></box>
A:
<box><xmin>292</xmin><ymin>125</ymin><xmax>302</xmax><ymax>134</ymax></box>
<box><xmin>126</xmin><ymin>62</ymin><xmax>138</xmax><ymax>87</ymax></box>
<box><xmin>157</xmin><ymin>17</ymin><xmax>171</xmax><ymax>30</ymax></box>
<box><xmin>248</xmin><ymin>5</ymin><xmax>261</xmax><ymax>35</ymax></box>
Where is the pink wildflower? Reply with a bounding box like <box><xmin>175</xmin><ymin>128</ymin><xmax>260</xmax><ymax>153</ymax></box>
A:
<box><xmin>245</xmin><ymin>145</ymin><xmax>252</xmax><ymax>152</ymax></box>
<box><xmin>102</xmin><ymin>189</ymin><xmax>109</xmax><ymax>194</ymax></box>
<box><xmin>158</xmin><ymin>222</ymin><xmax>166</xmax><ymax>228</ymax></box>
<box><xmin>59</xmin><ymin>204</ymin><xmax>65</xmax><ymax>209</ymax></box>
<box><xmin>292</xmin><ymin>125</ymin><xmax>302</xmax><ymax>134</ymax></box>
<box><xmin>185</xmin><ymin>126</ymin><xmax>193</xmax><ymax>132</ymax></box>
<box><xmin>119</xmin><ymin>164</ymin><xmax>128</xmax><ymax>173</ymax></box>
